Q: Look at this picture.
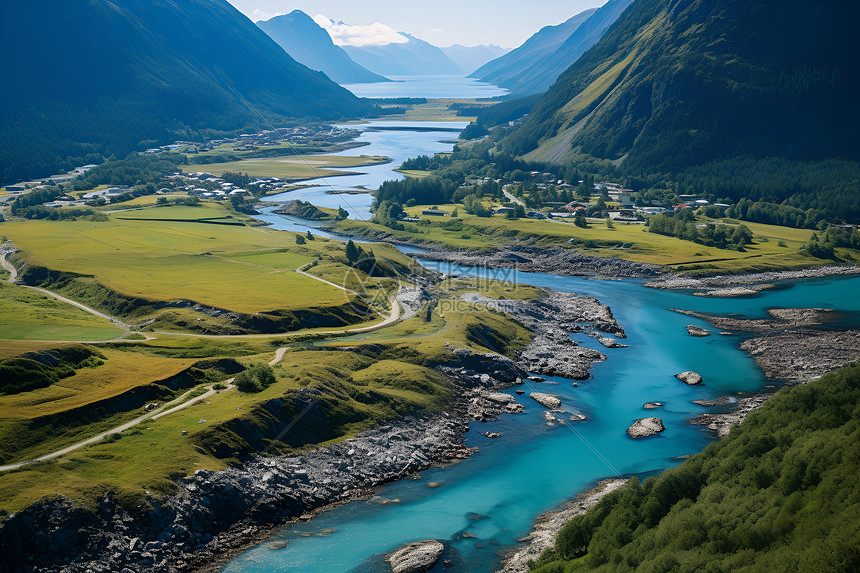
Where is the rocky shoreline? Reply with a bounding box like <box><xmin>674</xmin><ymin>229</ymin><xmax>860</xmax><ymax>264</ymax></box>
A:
<box><xmin>687</xmin><ymin>307</ymin><xmax>860</xmax><ymax>437</ymax></box>
<box><xmin>496</xmin><ymin>478</ymin><xmax>629</xmax><ymax>573</ymax></box>
<box><xmin>644</xmin><ymin>265</ymin><xmax>860</xmax><ymax>291</ymax></box>
<box><xmin>420</xmin><ymin>246</ymin><xmax>665</xmax><ymax>279</ymax></box>
<box><xmin>0</xmin><ymin>289</ymin><xmax>623</xmax><ymax>573</ymax></box>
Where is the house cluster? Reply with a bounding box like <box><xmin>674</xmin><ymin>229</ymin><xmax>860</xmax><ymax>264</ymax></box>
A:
<box><xmin>175</xmin><ymin>173</ymin><xmax>250</xmax><ymax>199</ymax></box>
<box><xmin>169</xmin><ymin>125</ymin><xmax>358</xmax><ymax>154</ymax></box>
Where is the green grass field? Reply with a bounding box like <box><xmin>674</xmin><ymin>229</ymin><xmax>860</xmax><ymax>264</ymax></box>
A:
<box><xmin>183</xmin><ymin>154</ymin><xmax>389</xmax><ymax>180</ymax></box>
<box><xmin>0</xmin><ymin>348</ymin><xmax>197</xmax><ymax>420</ymax></box>
<box><xmin>337</xmin><ymin>204</ymin><xmax>826</xmax><ymax>274</ymax></box>
<box><xmin>1</xmin><ymin>206</ymin><xmax>354</xmax><ymax>314</ymax></box>
<box><xmin>0</xmin><ymin>282</ymin><xmax>125</xmax><ymax>342</ymax></box>
<box><xmin>0</xmin><ymin>279</ymin><xmax>534</xmax><ymax>516</ymax></box>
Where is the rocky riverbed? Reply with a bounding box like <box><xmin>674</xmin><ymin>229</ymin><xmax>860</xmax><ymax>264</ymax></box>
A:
<box><xmin>0</xmin><ymin>289</ymin><xmax>623</xmax><ymax>573</ymax></box>
<box><xmin>421</xmin><ymin>246</ymin><xmax>665</xmax><ymax>279</ymax></box>
<box><xmin>687</xmin><ymin>307</ymin><xmax>860</xmax><ymax>436</ymax></box>
<box><xmin>644</xmin><ymin>265</ymin><xmax>860</xmax><ymax>291</ymax></box>
<box><xmin>461</xmin><ymin>290</ymin><xmax>625</xmax><ymax>380</ymax></box>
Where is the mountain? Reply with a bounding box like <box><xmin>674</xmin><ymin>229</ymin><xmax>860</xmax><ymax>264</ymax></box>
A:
<box><xmin>508</xmin><ymin>0</ymin><xmax>635</xmax><ymax>95</ymax></box>
<box><xmin>469</xmin><ymin>7</ymin><xmax>598</xmax><ymax>92</ymax></box>
<box><xmin>343</xmin><ymin>34</ymin><xmax>462</xmax><ymax>76</ymax></box>
<box><xmin>441</xmin><ymin>44</ymin><xmax>509</xmax><ymax>75</ymax></box>
<box><xmin>0</xmin><ymin>0</ymin><xmax>373</xmax><ymax>185</ymax></box>
<box><xmin>502</xmin><ymin>0</ymin><xmax>860</xmax><ymax>172</ymax></box>
<box><xmin>257</xmin><ymin>10</ymin><xmax>388</xmax><ymax>84</ymax></box>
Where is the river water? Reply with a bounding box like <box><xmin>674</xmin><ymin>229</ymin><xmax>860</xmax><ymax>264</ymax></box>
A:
<box><xmin>227</xmin><ymin>78</ymin><xmax>859</xmax><ymax>572</ymax></box>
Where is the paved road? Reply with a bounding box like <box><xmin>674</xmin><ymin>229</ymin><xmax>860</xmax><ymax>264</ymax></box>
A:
<box><xmin>503</xmin><ymin>187</ymin><xmax>526</xmax><ymax>207</ymax></box>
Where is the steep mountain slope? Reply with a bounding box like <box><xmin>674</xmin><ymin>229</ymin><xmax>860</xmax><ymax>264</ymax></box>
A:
<box><xmin>441</xmin><ymin>44</ymin><xmax>509</xmax><ymax>75</ymax></box>
<box><xmin>343</xmin><ymin>34</ymin><xmax>462</xmax><ymax>76</ymax></box>
<box><xmin>0</xmin><ymin>0</ymin><xmax>373</xmax><ymax>185</ymax></box>
<box><xmin>469</xmin><ymin>8</ymin><xmax>598</xmax><ymax>92</ymax></box>
<box><xmin>507</xmin><ymin>0</ymin><xmax>635</xmax><ymax>94</ymax></box>
<box><xmin>257</xmin><ymin>10</ymin><xmax>388</xmax><ymax>84</ymax></box>
<box><xmin>503</xmin><ymin>0</ymin><xmax>860</xmax><ymax>171</ymax></box>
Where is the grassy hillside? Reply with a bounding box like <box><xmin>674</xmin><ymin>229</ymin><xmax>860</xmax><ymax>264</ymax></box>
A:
<box><xmin>0</xmin><ymin>279</ymin><xmax>532</xmax><ymax>517</ymax></box>
<box><xmin>530</xmin><ymin>362</ymin><xmax>860</xmax><ymax>572</ymax></box>
<box><xmin>506</xmin><ymin>0</ymin><xmax>860</xmax><ymax>167</ymax></box>
<box><xmin>337</xmin><ymin>203</ymin><xmax>828</xmax><ymax>275</ymax></box>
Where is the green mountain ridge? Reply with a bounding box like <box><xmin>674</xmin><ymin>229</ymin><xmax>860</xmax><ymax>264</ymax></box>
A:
<box><xmin>0</xmin><ymin>0</ymin><xmax>373</xmax><ymax>186</ymax></box>
<box><xmin>502</xmin><ymin>0</ymin><xmax>860</xmax><ymax>171</ymax></box>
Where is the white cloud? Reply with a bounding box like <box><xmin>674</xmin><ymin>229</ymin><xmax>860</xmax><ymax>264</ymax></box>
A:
<box><xmin>313</xmin><ymin>14</ymin><xmax>408</xmax><ymax>47</ymax></box>
<box><xmin>250</xmin><ymin>8</ymin><xmax>285</xmax><ymax>22</ymax></box>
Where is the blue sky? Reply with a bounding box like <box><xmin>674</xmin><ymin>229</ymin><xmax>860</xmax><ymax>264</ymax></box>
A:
<box><xmin>226</xmin><ymin>0</ymin><xmax>608</xmax><ymax>48</ymax></box>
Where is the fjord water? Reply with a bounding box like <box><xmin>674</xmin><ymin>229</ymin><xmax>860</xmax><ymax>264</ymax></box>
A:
<box><xmin>223</xmin><ymin>266</ymin><xmax>860</xmax><ymax>572</ymax></box>
<box><xmin>262</xmin><ymin>120</ymin><xmax>469</xmax><ymax>222</ymax></box>
<box><xmin>344</xmin><ymin>75</ymin><xmax>508</xmax><ymax>99</ymax></box>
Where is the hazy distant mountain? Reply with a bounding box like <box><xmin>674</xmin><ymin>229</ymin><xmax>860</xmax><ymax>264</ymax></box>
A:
<box><xmin>441</xmin><ymin>44</ymin><xmax>509</xmax><ymax>75</ymax></box>
<box><xmin>472</xmin><ymin>0</ymin><xmax>634</xmax><ymax>94</ymax></box>
<box><xmin>502</xmin><ymin>0</ymin><xmax>860</xmax><ymax>172</ymax></box>
<box><xmin>257</xmin><ymin>10</ymin><xmax>388</xmax><ymax>84</ymax></box>
<box><xmin>470</xmin><ymin>8</ymin><xmax>598</xmax><ymax>91</ymax></box>
<box><xmin>343</xmin><ymin>34</ymin><xmax>462</xmax><ymax>76</ymax></box>
<box><xmin>0</xmin><ymin>0</ymin><xmax>372</xmax><ymax>185</ymax></box>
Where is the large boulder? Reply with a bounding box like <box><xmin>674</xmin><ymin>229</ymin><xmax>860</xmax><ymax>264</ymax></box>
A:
<box><xmin>627</xmin><ymin>417</ymin><xmax>665</xmax><ymax>438</ymax></box>
<box><xmin>529</xmin><ymin>392</ymin><xmax>561</xmax><ymax>409</ymax></box>
<box><xmin>486</xmin><ymin>393</ymin><xmax>515</xmax><ymax>404</ymax></box>
<box><xmin>389</xmin><ymin>540</ymin><xmax>444</xmax><ymax>573</ymax></box>
<box><xmin>675</xmin><ymin>371</ymin><xmax>703</xmax><ymax>385</ymax></box>
<box><xmin>687</xmin><ymin>325</ymin><xmax>711</xmax><ymax>337</ymax></box>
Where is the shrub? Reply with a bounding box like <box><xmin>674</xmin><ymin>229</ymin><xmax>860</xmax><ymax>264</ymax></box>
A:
<box><xmin>234</xmin><ymin>364</ymin><xmax>276</xmax><ymax>393</ymax></box>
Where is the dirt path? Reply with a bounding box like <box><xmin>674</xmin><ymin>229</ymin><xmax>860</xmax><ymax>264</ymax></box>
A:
<box><xmin>296</xmin><ymin>262</ymin><xmax>358</xmax><ymax>295</ymax></box>
<box><xmin>0</xmin><ymin>292</ymin><xmax>399</xmax><ymax>472</ymax></box>
<box><xmin>151</xmin><ymin>292</ymin><xmax>401</xmax><ymax>339</ymax></box>
<box><xmin>2</xmin><ymin>248</ymin><xmax>398</xmax><ymax>342</ymax></box>
<box><xmin>1</xmin><ymin>248</ymin><xmax>133</xmax><ymax>340</ymax></box>
<box><xmin>0</xmin><ymin>379</ymin><xmax>234</xmax><ymax>472</ymax></box>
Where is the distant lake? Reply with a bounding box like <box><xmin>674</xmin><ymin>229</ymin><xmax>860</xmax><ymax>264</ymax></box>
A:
<box><xmin>344</xmin><ymin>74</ymin><xmax>507</xmax><ymax>99</ymax></box>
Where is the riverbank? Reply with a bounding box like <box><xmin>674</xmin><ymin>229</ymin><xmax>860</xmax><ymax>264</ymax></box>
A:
<box><xmin>644</xmin><ymin>264</ymin><xmax>860</xmax><ymax>291</ymax></box>
<box><xmin>685</xmin><ymin>306</ymin><xmax>860</xmax><ymax>437</ymax></box>
<box><xmin>497</xmin><ymin>478</ymin><xmax>630</xmax><ymax>573</ymax></box>
<box><xmin>0</xmin><ymin>289</ymin><xmax>624</xmax><ymax>573</ymax></box>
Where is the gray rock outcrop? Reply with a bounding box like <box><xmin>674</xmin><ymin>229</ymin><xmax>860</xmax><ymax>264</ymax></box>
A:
<box><xmin>675</xmin><ymin>371</ymin><xmax>703</xmax><ymax>385</ymax></box>
<box><xmin>627</xmin><ymin>417</ymin><xmax>665</xmax><ymax>438</ymax></box>
<box><xmin>530</xmin><ymin>392</ymin><xmax>561</xmax><ymax>409</ymax></box>
<box><xmin>389</xmin><ymin>540</ymin><xmax>444</xmax><ymax>573</ymax></box>
<box><xmin>687</xmin><ymin>325</ymin><xmax>711</xmax><ymax>337</ymax></box>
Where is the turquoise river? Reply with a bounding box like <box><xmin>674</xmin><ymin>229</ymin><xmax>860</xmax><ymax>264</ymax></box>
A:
<box><xmin>229</xmin><ymin>77</ymin><xmax>859</xmax><ymax>572</ymax></box>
